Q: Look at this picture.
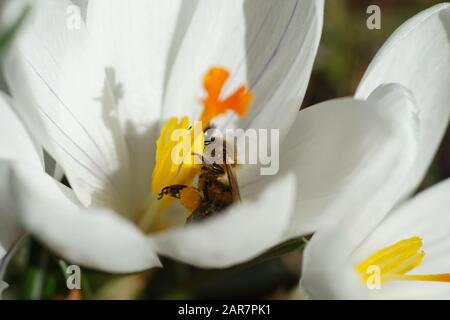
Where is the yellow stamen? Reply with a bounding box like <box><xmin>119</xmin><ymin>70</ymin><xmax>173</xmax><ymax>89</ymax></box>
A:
<box><xmin>200</xmin><ymin>67</ymin><xmax>253</xmax><ymax>129</ymax></box>
<box><xmin>151</xmin><ymin>117</ymin><xmax>204</xmax><ymax>213</ymax></box>
<box><xmin>356</xmin><ymin>236</ymin><xmax>450</xmax><ymax>285</ymax></box>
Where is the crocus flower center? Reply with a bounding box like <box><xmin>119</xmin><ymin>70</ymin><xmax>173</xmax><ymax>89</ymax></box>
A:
<box><xmin>140</xmin><ymin>67</ymin><xmax>252</xmax><ymax>232</ymax></box>
<box><xmin>356</xmin><ymin>236</ymin><xmax>450</xmax><ymax>286</ymax></box>
<box><xmin>151</xmin><ymin>117</ymin><xmax>204</xmax><ymax>213</ymax></box>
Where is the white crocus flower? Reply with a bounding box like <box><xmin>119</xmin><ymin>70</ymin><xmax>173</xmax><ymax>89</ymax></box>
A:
<box><xmin>300</xmin><ymin>3</ymin><xmax>450</xmax><ymax>299</ymax></box>
<box><xmin>0</xmin><ymin>0</ymin><xmax>429</xmax><ymax>273</ymax></box>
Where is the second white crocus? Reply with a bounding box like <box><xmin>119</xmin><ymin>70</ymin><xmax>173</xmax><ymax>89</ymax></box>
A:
<box><xmin>301</xmin><ymin>3</ymin><xmax>450</xmax><ymax>299</ymax></box>
<box><xmin>302</xmin><ymin>179</ymin><xmax>450</xmax><ymax>300</ymax></box>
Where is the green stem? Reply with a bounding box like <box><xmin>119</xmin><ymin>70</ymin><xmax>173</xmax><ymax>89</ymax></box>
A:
<box><xmin>58</xmin><ymin>259</ymin><xmax>94</xmax><ymax>300</ymax></box>
<box><xmin>29</xmin><ymin>250</ymin><xmax>48</xmax><ymax>300</ymax></box>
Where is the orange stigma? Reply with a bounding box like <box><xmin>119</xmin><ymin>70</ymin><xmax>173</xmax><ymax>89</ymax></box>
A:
<box><xmin>200</xmin><ymin>67</ymin><xmax>253</xmax><ymax>129</ymax></box>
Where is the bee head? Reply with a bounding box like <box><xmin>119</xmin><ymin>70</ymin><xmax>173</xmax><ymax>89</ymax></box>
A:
<box><xmin>203</xmin><ymin>162</ymin><xmax>226</xmax><ymax>176</ymax></box>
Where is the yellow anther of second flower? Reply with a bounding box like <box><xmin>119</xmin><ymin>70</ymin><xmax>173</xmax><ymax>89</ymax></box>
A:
<box><xmin>356</xmin><ymin>236</ymin><xmax>450</xmax><ymax>285</ymax></box>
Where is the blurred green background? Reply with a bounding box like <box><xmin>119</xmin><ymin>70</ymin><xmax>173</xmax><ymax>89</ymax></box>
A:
<box><xmin>4</xmin><ymin>0</ymin><xmax>450</xmax><ymax>300</ymax></box>
<box><xmin>306</xmin><ymin>0</ymin><xmax>445</xmax><ymax>103</ymax></box>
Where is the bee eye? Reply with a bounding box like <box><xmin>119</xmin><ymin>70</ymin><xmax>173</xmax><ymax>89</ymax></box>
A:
<box><xmin>204</xmin><ymin>137</ymin><xmax>216</xmax><ymax>146</ymax></box>
<box><xmin>211</xmin><ymin>163</ymin><xmax>225</xmax><ymax>174</ymax></box>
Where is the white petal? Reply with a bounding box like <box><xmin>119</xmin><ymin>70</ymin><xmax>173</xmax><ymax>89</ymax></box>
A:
<box><xmin>163</xmin><ymin>0</ymin><xmax>324</xmax><ymax>137</ymax></box>
<box><xmin>299</xmin><ymin>85</ymin><xmax>422</xmax><ymax>299</ymax></box>
<box><xmin>71</xmin><ymin>0</ymin><xmax>87</xmax><ymax>19</ymax></box>
<box><xmin>300</xmin><ymin>227</ymin><xmax>368</xmax><ymax>300</ymax></box>
<box><xmin>275</xmin><ymin>84</ymin><xmax>418</xmax><ymax>238</ymax></box>
<box><xmin>153</xmin><ymin>174</ymin><xmax>296</xmax><ymax>268</ymax></box>
<box><xmin>86</xmin><ymin>0</ymin><xmax>195</xmax><ymax>212</ymax></box>
<box><xmin>0</xmin><ymin>94</ymin><xmax>40</xmax><ymax>261</ymax></box>
<box><xmin>3</xmin><ymin>0</ymin><xmax>132</xmax><ymax>213</ymax></box>
<box><xmin>0</xmin><ymin>94</ymin><xmax>42</xmax><ymax>168</ymax></box>
<box><xmin>356</xmin><ymin>3</ymin><xmax>450</xmax><ymax>198</ymax></box>
<box><xmin>351</xmin><ymin>178</ymin><xmax>450</xmax><ymax>299</ymax></box>
<box><xmin>7</xmin><ymin>163</ymin><xmax>161</xmax><ymax>273</ymax></box>
<box><xmin>86</xmin><ymin>0</ymin><xmax>188</xmax><ymax>125</ymax></box>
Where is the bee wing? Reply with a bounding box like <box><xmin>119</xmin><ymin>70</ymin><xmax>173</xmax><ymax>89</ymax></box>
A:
<box><xmin>225</xmin><ymin>164</ymin><xmax>241</xmax><ymax>203</ymax></box>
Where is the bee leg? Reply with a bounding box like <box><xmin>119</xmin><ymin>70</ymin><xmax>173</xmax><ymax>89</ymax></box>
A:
<box><xmin>157</xmin><ymin>185</ymin><xmax>188</xmax><ymax>200</ymax></box>
<box><xmin>158</xmin><ymin>186</ymin><xmax>202</xmax><ymax>213</ymax></box>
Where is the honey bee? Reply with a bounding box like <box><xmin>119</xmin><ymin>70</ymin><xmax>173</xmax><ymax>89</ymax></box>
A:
<box><xmin>157</xmin><ymin>136</ymin><xmax>241</xmax><ymax>223</ymax></box>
